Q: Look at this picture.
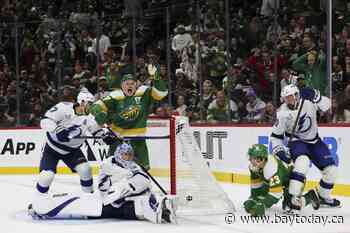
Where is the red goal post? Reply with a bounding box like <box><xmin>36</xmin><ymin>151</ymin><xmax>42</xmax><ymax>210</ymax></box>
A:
<box><xmin>147</xmin><ymin>115</ymin><xmax>235</xmax><ymax>215</ymax></box>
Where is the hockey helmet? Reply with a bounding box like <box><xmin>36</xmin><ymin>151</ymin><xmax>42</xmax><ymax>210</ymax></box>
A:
<box><xmin>280</xmin><ymin>84</ymin><xmax>300</xmax><ymax>109</ymax></box>
<box><xmin>281</xmin><ymin>84</ymin><xmax>299</xmax><ymax>100</ymax></box>
<box><xmin>77</xmin><ymin>91</ymin><xmax>95</xmax><ymax>105</ymax></box>
<box><xmin>247</xmin><ymin>144</ymin><xmax>268</xmax><ymax>161</ymax></box>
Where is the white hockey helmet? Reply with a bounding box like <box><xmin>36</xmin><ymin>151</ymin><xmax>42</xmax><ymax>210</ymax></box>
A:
<box><xmin>77</xmin><ymin>91</ymin><xmax>95</xmax><ymax>105</ymax></box>
<box><xmin>281</xmin><ymin>84</ymin><xmax>299</xmax><ymax>99</ymax></box>
<box><xmin>280</xmin><ymin>84</ymin><xmax>300</xmax><ymax>108</ymax></box>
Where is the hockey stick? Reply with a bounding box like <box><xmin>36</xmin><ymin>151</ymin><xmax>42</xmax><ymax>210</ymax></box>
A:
<box><xmin>138</xmin><ymin>163</ymin><xmax>168</xmax><ymax>195</ymax></box>
<box><xmin>74</xmin><ymin>135</ymin><xmax>170</xmax><ymax>140</ymax></box>
<box><xmin>287</xmin><ymin>98</ymin><xmax>305</xmax><ymax>148</ymax></box>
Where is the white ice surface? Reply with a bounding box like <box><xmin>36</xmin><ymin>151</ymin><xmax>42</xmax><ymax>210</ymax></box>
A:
<box><xmin>0</xmin><ymin>175</ymin><xmax>349</xmax><ymax>233</ymax></box>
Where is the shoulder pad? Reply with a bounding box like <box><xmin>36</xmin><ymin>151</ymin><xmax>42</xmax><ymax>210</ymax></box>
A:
<box><xmin>109</xmin><ymin>89</ymin><xmax>125</xmax><ymax>101</ymax></box>
<box><xmin>134</xmin><ymin>85</ymin><xmax>149</xmax><ymax>97</ymax></box>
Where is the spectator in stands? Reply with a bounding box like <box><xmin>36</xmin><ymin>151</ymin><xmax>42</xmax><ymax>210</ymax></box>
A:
<box><xmin>0</xmin><ymin>100</ymin><xmax>15</xmax><ymax>127</ymax></box>
<box><xmin>292</xmin><ymin>50</ymin><xmax>327</xmax><ymax>95</ymax></box>
<box><xmin>171</xmin><ymin>24</ymin><xmax>193</xmax><ymax>58</ymax></box>
<box><xmin>260</xmin><ymin>0</ymin><xmax>280</xmax><ymax>18</ymax></box>
<box><xmin>245</xmin><ymin>89</ymin><xmax>266</xmax><ymax>122</ymax></box>
<box><xmin>332</xmin><ymin>56</ymin><xmax>348</xmax><ymax>93</ymax></box>
<box><xmin>25</xmin><ymin>102</ymin><xmax>43</xmax><ymax>126</ymax></box>
<box><xmin>175</xmin><ymin>94</ymin><xmax>187</xmax><ymax>116</ymax></box>
<box><xmin>92</xmin><ymin>27</ymin><xmax>111</xmax><ymax>62</ymax></box>
<box><xmin>207</xmin><ymin>90</ymin><xmax>239</xmax><ymax>123</ymax></box>
<box><xmin>299</xmin><ymin>33</ymin><xmax>317</xmax><ymax>55</ymax></box>
<box><xmin>247</xmin><ymin>46</ymin><xmax>286</xmax><ymax>100</ymax></box>
<box><xmin>94</xmin><ymin>76</ymin><xmax>110</xmax><ymax>100</ymax></box>
<box><xmin>331</xmin><ymin>96</ymin><xmax>346</xmax><ymax>123</ymax></box>
<box><xmin>260</xmin><ymin>101</ymin><xmax>276</xmax><ymax>123</ymax></box>
<box><xmin>280</xmin><ymin>67</ymin><xmax>298</xmax><ymax>91</ymax></box>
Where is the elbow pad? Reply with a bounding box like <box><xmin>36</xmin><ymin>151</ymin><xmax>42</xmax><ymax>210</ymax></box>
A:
<box><xmin>40</xmin><ymin>118</ymin><xmax>57</xmax><ymax>132</ymax></box>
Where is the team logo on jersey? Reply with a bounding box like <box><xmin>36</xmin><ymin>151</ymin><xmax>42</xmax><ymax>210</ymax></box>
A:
<box><xmin>297</xmin><ymin>113</ymin><xmax>312</xmax><ymax>133</ymax></box>
<box><xmin>120</xmin><ymin>105</ymin><xmax>141</xmax><ymax>121</ymax></box>
<box><xmin>134</xmin><ymin>97</ymin><xmax>141</xmax><ymax>104</ymax></box>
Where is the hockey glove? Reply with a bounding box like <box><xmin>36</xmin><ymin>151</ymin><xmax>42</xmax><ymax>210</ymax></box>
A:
<box><xmin>275</xmin><ymin>150</ymin><xmax>291</xmax><ymax>165</ymax></box>
<box><xmin>300</xmin><ymin>87</ymin><xmax>321</xmax><ymax>103</ymax></box>
<box><xmin>272</xmin><ymin>145</ymin><xmax>291</xmax><ymax>165</ymax></box>
<box><xmin>56</xmin><ymin>125</ymin><xmax>80</xmax><ymax>142</ymax></box>
<box><xmin>243</xmin><ymin>199</ymin><xmax>265</xmax><ymax>217</ymax></box>
<box><xmin>102</xmin><ymin>131</ymin><xmax>123</xmax><ymax>145</ymax></box>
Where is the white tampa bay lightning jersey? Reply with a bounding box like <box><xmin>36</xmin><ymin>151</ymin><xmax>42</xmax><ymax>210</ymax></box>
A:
<box><xmin>271</xmin><ymin>96</ymin><xmax>331</xmax><ymax>150</ymax></box>
<box><xmin>41</xmin><ymin>102</ymin><xmax>102</xmax><ymax>155</ymax></box>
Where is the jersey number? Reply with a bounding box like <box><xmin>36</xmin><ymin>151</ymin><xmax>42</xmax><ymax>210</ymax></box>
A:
<box><xmin>269</xmin><ymin>175</ymin><xmax>281</xmax><ymax>186</ymax></box>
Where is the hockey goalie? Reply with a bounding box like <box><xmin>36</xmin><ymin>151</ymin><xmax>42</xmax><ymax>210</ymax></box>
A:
<box><xmin>28</xmin><ymin>143</ymin><xmax>176</xmax><ymax>224</ymax></box>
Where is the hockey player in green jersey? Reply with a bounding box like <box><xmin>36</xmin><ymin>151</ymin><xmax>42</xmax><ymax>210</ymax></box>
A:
<box><xmin>89</xmin><ymin>73</ymin><xmax>168</xmax><ymax>170</ymax></box>
<box><xmin>243</xmin><ymin>144</ymin><xmax>320</xmax><ymax>216</ymax></box>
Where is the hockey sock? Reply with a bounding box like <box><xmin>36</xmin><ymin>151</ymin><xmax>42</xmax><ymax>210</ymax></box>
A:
<box><xmin>319</xmin><ymin>179</ymin><xmax>334</xmax><ymax>200</ymax></box>
<box><xmin>80</xmin><ymin>179</ymin><xmax>94</xmax><ymax>193</ymax></box>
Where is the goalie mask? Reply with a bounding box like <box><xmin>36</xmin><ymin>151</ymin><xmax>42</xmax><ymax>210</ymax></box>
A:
<box><xmin>281</xmin><ymin>84</ymin><xmax>300</xmax><ymax>110</ymax></box>
<box><xmin>114</xmin><ymin>143</ymin><xmax>135</xmax><ymax>168</ymax></box>
<box><xmin>248</xmin><ymin>144</ymin><xmax>268</xmax><ymax>172</ymax></box>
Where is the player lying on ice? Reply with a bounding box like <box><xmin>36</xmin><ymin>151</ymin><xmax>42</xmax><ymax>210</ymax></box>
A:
<box><xmin>28</xmin><ymin>143</ymin><xmax>176</xmax><ymax>224</ymax></box>
<box><xmin>243</xmin><ymin>144</ymin><xmax>320</xmax><ymax>217</ymax></box>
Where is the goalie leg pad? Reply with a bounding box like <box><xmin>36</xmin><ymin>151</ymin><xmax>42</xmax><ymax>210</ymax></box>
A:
<box><xmin>32</xmin><ymin>192</ymin><xmax>103</xmax><ymax>218</ymax></box>
<box><xmin>133</xmin><ymin>193</ymin><xmax>163</xmax><ymax>224</ymax></box>
<box><xmin>36</xmin><ymin>170</ymin><xmax>55</xmax><ymax>194</ymax></box>
<box><xmin>75</xmin><ymin>162</ymin><xmax>93</xmax><ymax>193</ymax></box>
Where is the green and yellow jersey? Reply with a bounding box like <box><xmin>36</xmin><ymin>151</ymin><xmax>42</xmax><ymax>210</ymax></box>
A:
<box><xmin>249</xmin><ymin>155</ymin><xmax>290</xmax><ymax>208</ymax></box>
<box><xmin>89</xmin><ymin>79</ymin><xmax>168</xmax><ymax>136</ymax></box>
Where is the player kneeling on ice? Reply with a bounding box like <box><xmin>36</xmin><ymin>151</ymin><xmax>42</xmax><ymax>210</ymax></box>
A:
<box><xmin>243</xmin><ymin>144</ymin><xmax>320</xmax><ymax>217</ymax></box>
<box><xmin>34</xmin><ymin>87</ymin><xmax>119</xmax><ymax>197</ymax></box>
<box><xmin>28</xmin><ymin>143</ymin><xmax>176</xmax><ymax>224</ymax></box>
<box><xmin>271</xmin><ymin>84</ymin><xmax>340</xmax><ymax>211</ymax></box>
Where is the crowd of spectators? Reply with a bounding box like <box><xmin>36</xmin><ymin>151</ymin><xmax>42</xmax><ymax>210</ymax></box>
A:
<box><xmin>1</xmin><ymin>0</ymin><xmax>350</xmax><ymax>128</ymax></box>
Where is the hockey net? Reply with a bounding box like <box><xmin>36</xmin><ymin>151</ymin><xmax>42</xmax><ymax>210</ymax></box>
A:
<box><xmin>148</xmin><ymin>116</ymin><xmax>235</xmax><ymax>216</ymax></box>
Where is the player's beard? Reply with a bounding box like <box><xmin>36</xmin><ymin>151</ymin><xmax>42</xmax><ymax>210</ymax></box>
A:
<box><xmin>287</xmin><ymin>103</ymin><xmax>296</xmax><ymax>110</ymax></box>
<box><xmin>287</xmin><ymin>99</ymin><xmax>299</xmax><ymax>110</ymax></box>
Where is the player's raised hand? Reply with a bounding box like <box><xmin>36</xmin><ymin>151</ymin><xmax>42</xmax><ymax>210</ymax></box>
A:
<box><xmin>300</xmin><ymin>87</ymin><xmax>320</xmax><ymax>103</ymax></box>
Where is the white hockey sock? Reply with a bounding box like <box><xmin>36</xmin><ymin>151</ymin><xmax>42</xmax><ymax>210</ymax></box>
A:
<box><xmin>80</xmin><ymin>179</ymin><xmax>93</xmax><ymax>193</ymax></box>
<box><xmin>289</xmin><ymin>172</ymin><xmax>306</xmax><ymax>196</ymax></box>
<box><xmin>319</xmin><ymin>179</ymin><xmax>334</xmax><ymax>200</ymax></box>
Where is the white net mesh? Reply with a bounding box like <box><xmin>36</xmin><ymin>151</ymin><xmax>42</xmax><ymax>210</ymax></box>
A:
<box><xmin>172</xmin><ymin>116</ymin><xmax>235</xmax><ymax>215</ymax></box>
